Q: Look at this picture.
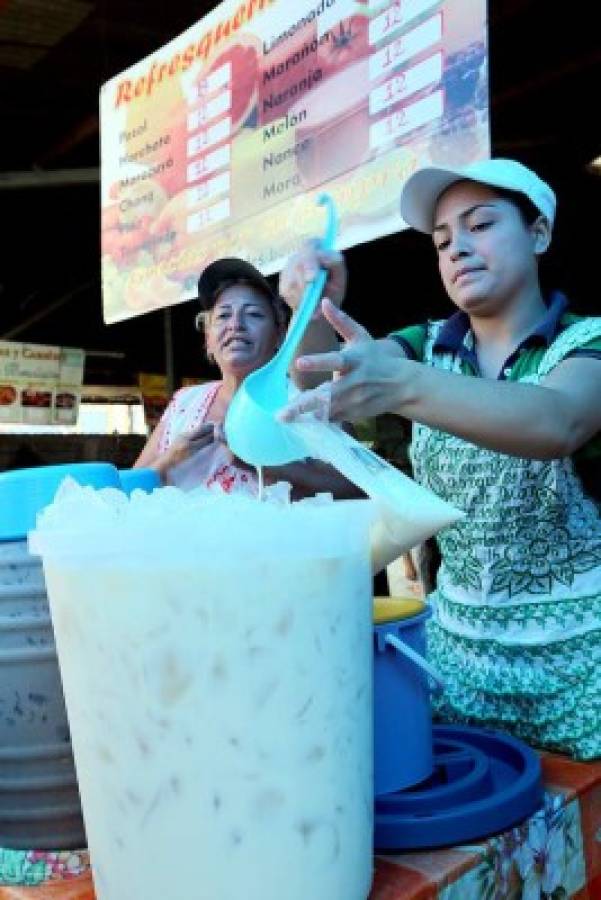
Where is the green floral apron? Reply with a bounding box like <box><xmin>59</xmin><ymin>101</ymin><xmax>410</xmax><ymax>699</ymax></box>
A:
<box><xmin>410</xmin><ymin>318</ymin><xmax>601</xmax><ymax>759</ymax></box>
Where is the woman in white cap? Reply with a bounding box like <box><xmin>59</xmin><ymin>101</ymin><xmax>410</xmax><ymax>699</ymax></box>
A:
<box><xmin>280</xmin><ymin>159</ymin><xmax>601</xmax><ymax>759</ymax></box>
<box><xmin>135</xmin><ymin>257</ymin><xmax>357</xmax><ymax>499</ymax></box>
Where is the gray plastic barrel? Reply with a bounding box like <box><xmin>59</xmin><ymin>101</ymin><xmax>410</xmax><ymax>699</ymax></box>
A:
<box><xmin>0</xmin><ymin>462</ymin><xmax>120</xmax><ymax>849</ymax></box>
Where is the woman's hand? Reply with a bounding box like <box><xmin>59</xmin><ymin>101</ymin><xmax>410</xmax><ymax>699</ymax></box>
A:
<box><xmin>278</xmin><ymin>240</ymin><xmax>347</xmax><ymax>314</ymax></box>
<box><xmin>262</xmin><ymin>457</ymin><xmax>363</xmax><ymax>501</ymax></box>
<box><xmin>153</xmin><ymin>422</ymin><xmax>218</xmax><ymax>477</ymax></box>
<box><xmin>279</xmin><ymin>243</ymin><xmax>349</xmax><ymax>390</ymax></box>
<box><xmin>280</xmin><ymin>299</ymin><xmax>410</xmax><ymax>422</ymax></box>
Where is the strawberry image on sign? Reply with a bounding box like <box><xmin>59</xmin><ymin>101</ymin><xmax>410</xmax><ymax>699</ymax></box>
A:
<box><xmin>317</xmin><ymin>15</ymin><xmax>371</xmax><ymax>80</ymax></box>
<box><xmin>123</xmin><ymin>269</ymin><xmax>183</xmax><ymax>312</ymax></box>
<box><xmin>200</xmin><ymin>34</ymin><xmax>259</xmax><ymax>133</ymax></box>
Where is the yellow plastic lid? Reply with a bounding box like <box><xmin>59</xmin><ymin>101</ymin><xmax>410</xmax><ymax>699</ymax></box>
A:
<box><xmin>373</xmin><ymin>596</ymin><xmax>426</xmax><ymax>624</ymax></box>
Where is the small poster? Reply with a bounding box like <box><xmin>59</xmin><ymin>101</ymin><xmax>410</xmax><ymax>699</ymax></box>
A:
<box><xmin>0</xmin><ymin>341</ymin><xmax>85</xmax><ymax>426</ymax></box>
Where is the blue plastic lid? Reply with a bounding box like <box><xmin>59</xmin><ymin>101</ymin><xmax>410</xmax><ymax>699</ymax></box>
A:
<box><xmin>375</xmin><ymin>724</ymin><xmax>543</xmax><ymax>851</ymax></box>
<box><xmin>119</xmin><ymin>468</ymin><xmax>161</xmax><ymax>496</ymax></box>
<box><xmin>0</xmin><ymin>463</ymin><xmax>121</xmax><ymax>541</ymax></box>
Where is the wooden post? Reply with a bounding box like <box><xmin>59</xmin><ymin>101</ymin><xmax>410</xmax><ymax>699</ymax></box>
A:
<box><xmin>164</xmin><ymin>308</ymin><xmax>175</xmax><ymax>396</ymax></box>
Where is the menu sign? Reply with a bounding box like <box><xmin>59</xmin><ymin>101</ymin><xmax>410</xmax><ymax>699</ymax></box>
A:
<box><xmin>0</xmin><ymin>342</ymin><xmax>85</xmax><ymax>426</ymax></box>
<box><xmin>100</xmin><ymin>0</ymin><xmax>488</xmax><ymax>323</ymax></box>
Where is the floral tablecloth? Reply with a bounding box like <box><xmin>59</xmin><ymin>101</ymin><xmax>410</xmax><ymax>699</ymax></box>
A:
<box><xmin>1</xmin><ymin>753</ymin><xmax>600</xmax><ymax>899</ymax></box>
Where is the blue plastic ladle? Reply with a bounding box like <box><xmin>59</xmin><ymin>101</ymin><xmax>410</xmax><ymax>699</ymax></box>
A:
<box><xmin>224</xmin><ymin>194</ymin><xmax>338</xmax><ymax>467</ymax></box>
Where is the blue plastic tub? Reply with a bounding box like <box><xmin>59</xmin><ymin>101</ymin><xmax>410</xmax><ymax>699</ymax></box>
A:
<box><xmin>373</xmin><ymin>606</ymin><xmax>443</xmax><ymax>797</ymax></box>
<box><xmin>118</xmin><ymin>467</ymin><xmax>160</xmax><ymax>495</ymax></box>
<box><xmin>0</xmin><ymin>462</ymin><xmax>121</xmax><ymax>541</ymax></box>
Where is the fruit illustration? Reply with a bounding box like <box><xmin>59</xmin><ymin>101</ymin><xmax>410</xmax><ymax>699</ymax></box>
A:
<box><xmin>0</xmin><ymin>385</ymin><xmax>17</xmax><ymax>406</ymax></box>
<box><xmin>147</xmin><ymin>189</ymin><xmax>193</xmax><ymax>261</ymax></box>
<box><xmin>123</xmin><ymin>269</ymin><xmax>183</xmax><ymax>312</ymax></box>
<box><xmin>317</xmin><ymin>14</ymin><xmax>370</xmax><ymax>80</ymax></box>
<box><xmin>121</xmin><ymin>34</ymin><xmax>259</xmax><ymax>199</ymax></box>
<box><xmin>122</xmin><ymin>78</ymin><xmax>188</xmax><ymax>197</ymax></box>
<box><xmin>428</xmin><ymin>107</ymin><xmax>483</xmax><ymax>166</ymax></box>
<box><xmin>101</xmin><ymin>177</ymin><xmax>168</xmax><ymax>268</ymax></box>
<box><xmin>293</xmin><ymin>57</ymin><xmax>371</xmax><ymax>190</ymax></box>
<box><xmin>202</xmin><ymin>33</ymin><xmax>259</xmax><ymax>133</ymax></box>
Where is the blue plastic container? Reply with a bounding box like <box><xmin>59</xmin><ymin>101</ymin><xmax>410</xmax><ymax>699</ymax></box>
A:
<box><xmin>0</xmin><ymin>463</ymin><xmax>121</xmax><ymax>542</ymax></box>
<box><xmin>118</xmin><ymin>467</ymin><xmax>160</xmax><ymax>495</ymax></box>
<box><xmin>373</xmin><ymin>607</ymin><xmax>443</xmax><ymax>797</ymax></box>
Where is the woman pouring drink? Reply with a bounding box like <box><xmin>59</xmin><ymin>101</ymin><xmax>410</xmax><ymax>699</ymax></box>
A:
<box><xmin>279</xmin><ymin>158</ymin><xmax>601</xmax><ymax>759</ymax></box>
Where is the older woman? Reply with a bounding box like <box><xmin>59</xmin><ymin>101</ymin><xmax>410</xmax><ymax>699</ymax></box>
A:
<box><xmin>135</xmin><ymin>257</ymin><xmax>357</xmax><ymax>499</ymax></box>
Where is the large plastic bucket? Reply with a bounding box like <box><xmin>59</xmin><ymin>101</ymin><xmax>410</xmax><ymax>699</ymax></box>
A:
<box><xmin>373</xmin><ymin>607</ymin><xmax>443</xmax><ymax>797</ymax></box>
<box><xmin>30</xmin><ymin>489</ymin><xmax>375</xmax><ymax>900</ymax></box>
<box><xmin>0</xmin><ymin>462</ymin><xmax>120</xmax><ymax>849</ymax></box>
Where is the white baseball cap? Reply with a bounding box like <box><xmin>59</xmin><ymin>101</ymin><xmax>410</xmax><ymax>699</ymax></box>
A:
<box><xmin>400</xmin><ymin>158</ymin><xmax>556</xmax><ymax>234</ymax></box>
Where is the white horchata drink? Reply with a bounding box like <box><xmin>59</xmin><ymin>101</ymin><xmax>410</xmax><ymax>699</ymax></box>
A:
<box><xmin>30</xmin><ymin>484</ymin><xmax>374</xmax><ymax>900</ymax></box>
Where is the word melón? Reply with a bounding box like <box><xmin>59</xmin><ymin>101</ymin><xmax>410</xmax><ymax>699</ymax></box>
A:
<box><xmin>113</xmin><ymin>0</ymin><xmax>274</xmax><ymax>108</ymax></box>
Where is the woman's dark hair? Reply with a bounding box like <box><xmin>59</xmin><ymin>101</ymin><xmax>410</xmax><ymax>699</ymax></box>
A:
<box><xmin>493</xmin><ymin>187</ymin><xmax>541</xmax><ymax>226</ymax></box>
<box><xmin>494</xmin><ymin>186</ymin><xmax>551</xmax><ymax>289</ymax></box>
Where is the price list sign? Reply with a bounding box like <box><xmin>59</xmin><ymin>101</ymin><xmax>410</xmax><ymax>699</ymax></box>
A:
<box><xmin>100</xmin><ymin>0</ymin><xmax>488</xmax><ymax>323</ymax></box>
<box><xmin>0</xmin><ymin>342</ymin><xmax>84</xmax><ymax>426</ymax></box>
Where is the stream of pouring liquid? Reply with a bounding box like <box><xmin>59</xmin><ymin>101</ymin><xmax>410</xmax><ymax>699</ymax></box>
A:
<box><xmin>256</xmin><ymin>466</ymin><xmax>264</xmax><ymax>502</ymax></box>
